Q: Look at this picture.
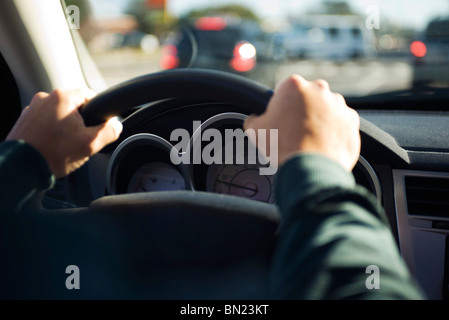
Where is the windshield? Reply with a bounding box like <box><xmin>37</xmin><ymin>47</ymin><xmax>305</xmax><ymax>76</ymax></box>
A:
<box><xmin>64</xmin><ymin>0</ymin><xmax>449</xmax><ymax>100</ymax></box>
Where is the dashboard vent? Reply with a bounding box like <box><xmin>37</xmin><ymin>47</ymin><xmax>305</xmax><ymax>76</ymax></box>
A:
<box><xmin>405</xmin><ymin>176</ymin><xmax>449</xmax><ymax>217</ymax></box>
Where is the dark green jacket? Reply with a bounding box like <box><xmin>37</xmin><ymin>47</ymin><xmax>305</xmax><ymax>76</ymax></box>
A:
<box><xmin>0</xmin><ymin>140</ymin><xmax>54</xmax><ymax>214</ymax></box>
<box><xmin>272</xmin><ymin>154</ymin><xmax>425</xmax><ymax>299</ymax></box>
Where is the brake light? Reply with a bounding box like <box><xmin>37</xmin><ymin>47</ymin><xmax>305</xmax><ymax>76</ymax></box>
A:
<box><xmin>410</xmin><ymin>41</ymin><xmax>427</xmax><ymax>58</ymax></box>
<box><xmin>195</xmin><ymin>17</ymin><xmax>227</xmax><ymax>31</ymax></box>
<box><xmin>160</xmin><ymin>44</ymin><xmax>179</xmax><ymax>69</ymax></box>
<box><xmin>230</xmin><ymin>42</ymin><xmax>256</xmax><ymax>72</ymax></box>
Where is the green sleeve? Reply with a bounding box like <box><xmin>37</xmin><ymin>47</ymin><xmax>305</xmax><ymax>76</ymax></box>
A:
<box><xmin>271</xmin><ymin>153</ymin><xmax>425</xmax><ymax>300</ymax></box>
<box><xmin>0</xmin><ymin>140</ymin><xmax>54</xmax><ymax>213</ymax></box>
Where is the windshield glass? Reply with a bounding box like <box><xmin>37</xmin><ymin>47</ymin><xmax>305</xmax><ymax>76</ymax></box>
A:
<box><xmin>64</xmin><ymin>0</ymin><xmax>449</xmax><ymax>99</ymax></box>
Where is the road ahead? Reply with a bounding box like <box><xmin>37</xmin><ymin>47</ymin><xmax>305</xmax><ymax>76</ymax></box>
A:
<box><xmin>275</xmin><ymin>58</ymin><xmax>412</xmax><ymax>96</ymax></box>
<box><xmin>93</xmin><ymin>49</ymin><xmax>413</xmax><ymax>97</ymax></box>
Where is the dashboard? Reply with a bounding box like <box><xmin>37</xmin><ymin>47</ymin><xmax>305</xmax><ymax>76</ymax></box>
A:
<box><xmin>100</xmin><ymin>107</ymin><xmax>382</xmax><ymax>206</ymax></box>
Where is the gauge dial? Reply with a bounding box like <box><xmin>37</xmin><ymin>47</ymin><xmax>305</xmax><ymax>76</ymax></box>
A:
<box><xmin>127</xmin><ymin>162</ymin><xmax>186</xmax><ymax>193</ymax></box>
<box><xmin>210</xmin><ymin>163</ymin><xmax>274</xmax><ymax>203</ymax></box>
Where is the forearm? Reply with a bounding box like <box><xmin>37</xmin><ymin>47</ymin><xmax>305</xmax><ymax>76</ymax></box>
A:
<box><xmin>271</xmin><ymin>154</ymin><xmax>425</xmax><ymax>299</ymax></box>
<box><xmin>0</xmin><ymin>140</ymin><xmax>54</xmax><ymax>214</ymax></box>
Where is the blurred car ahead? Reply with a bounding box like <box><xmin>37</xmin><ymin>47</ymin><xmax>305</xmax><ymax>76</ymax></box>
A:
<box><xmin>282</xmin><ymin>15</ymin><xmax>377</xmax><ymax>61</ymax></box>
<box><xmin>160</xmin><ymin>17</ymin><xmax>284</xmax><ymax>88</ymax></box>
<box><xmin>410</xmin><ymin>16</ymin><xmax>449</xmax><ymax>87</ymax></box>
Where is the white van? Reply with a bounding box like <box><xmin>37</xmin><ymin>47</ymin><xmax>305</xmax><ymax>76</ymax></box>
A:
<box><xmin>282</xmin><ymin>15</ymin><xmax>377</xmax><ymax>60</ymax></box>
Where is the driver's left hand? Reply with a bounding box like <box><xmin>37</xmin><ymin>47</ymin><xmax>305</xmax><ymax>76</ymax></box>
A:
<box><xmin>6</xmin><ymin>88</ymin><xmax>123</xmax><ymax>178</ymax></box>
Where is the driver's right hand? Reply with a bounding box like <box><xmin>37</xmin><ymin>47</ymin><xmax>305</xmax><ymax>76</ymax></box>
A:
<box><xmin>244</xmin><ymin>75</ymin><xmax>361</xmax><ymax>172</ymax></box>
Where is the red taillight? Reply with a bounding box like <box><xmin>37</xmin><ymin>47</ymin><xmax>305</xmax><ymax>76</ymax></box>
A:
<box><xmin>160</xmin><ymin>44</ymin><xmax>179</xmax><ymax>69</ymax></box>
<box><xmin>195</xmin><ymin>17</ymin><xmax>227</xmax><ymax>31</ymax></box>
<box><xmin>230</xmin><ymin>42</ymin><xmax>256</xmax><ymax>72</ymax></box>
<box><xmin>410</xmin><ymin>41</ymin><xmax>427</xmax><ymax>58</ymax></box>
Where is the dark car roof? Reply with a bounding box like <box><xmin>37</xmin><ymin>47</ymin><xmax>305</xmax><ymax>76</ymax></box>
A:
<box><xmin>180</xmin><ymin>19</ymin><xmax>266</xmax><ymax>57</ymax></box>
<box><xmin>425</xmin><ymin>17</ymin><xmax>449</xmax><ymax>41</ymax></box>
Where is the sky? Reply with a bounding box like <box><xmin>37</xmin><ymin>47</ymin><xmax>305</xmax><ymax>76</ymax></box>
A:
<box><xmin>90</xmin><ymin>0</ymin><xmax>449</xmax><ymax>30</ymax></box>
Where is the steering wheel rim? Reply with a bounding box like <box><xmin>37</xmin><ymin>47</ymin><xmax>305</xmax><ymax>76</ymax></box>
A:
<box><xmin>80</xmin><ymin>69</ymin><xmax>274</xmax><ymax>126</ymax></box>
<box><xmin>77</xmin><ymin>69</ymin><xmax>282</xmax><ymax>268</ymax></box>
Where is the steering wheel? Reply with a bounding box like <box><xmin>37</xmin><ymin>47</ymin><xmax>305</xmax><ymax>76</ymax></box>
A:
<box><xmin>74</xmin><ymin>69</ymin><xmax>281</xmax><ymax>298</ymax></box>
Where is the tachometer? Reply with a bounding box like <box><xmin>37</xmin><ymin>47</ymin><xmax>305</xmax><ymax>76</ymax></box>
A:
<box><xmin>209</xmin><ymin>163</ymin><xmax>274</xmax><ymax>203</ymax></box>
<box><xmin>127</xmin><ymin>162</ymin><xmax>186</xmax><ymax>193</ymax></box>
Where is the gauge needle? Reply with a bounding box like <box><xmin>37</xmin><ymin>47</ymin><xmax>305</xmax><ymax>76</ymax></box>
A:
<box><xmin>138</xmin><ymin>183</ymin><xmax>148</xmax><ymax>192</ymax></box>
<box><xmin>215</xmin><ymin>180</ymin><xmax>258</xmax><ymax>193</ymax></box>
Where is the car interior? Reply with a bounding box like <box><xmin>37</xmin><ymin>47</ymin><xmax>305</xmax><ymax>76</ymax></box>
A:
<box><xmin>0</xmin><ymin>0</ymin><xmax>449</xmax><ymax>300</ymax></box>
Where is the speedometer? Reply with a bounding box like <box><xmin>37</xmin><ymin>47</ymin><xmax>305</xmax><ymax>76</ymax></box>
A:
<box><xmin>127</xmin><ymin>162</ymin><xmax>186</xmax><ymax>193</ymax></box>
<box><xmin>208</xmin><ymin>163</ymin><xmax>275</xmax><ymax>203</ymax></box>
